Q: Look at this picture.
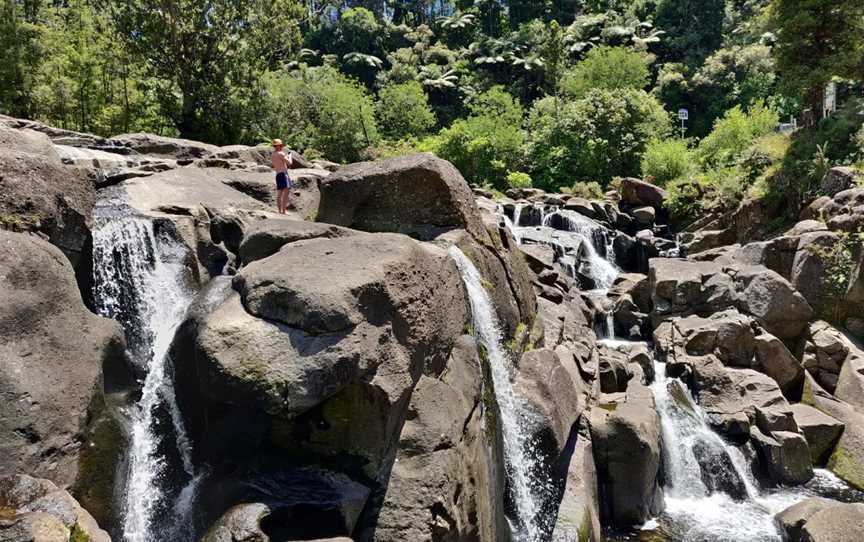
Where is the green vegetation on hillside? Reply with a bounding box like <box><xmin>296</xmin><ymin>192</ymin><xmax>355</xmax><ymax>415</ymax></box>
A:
<box><xmin>1</xmin><ymin>0</ymin><xmax>863</xmax><ymax>222</ymax></box>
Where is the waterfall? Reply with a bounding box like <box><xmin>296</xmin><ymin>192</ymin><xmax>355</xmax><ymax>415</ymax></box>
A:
<box><xmin>542</xmin><ymin>210</ymin><xmax>619</xmax><ymax>291</ymax></box>
<box><xmin>93</xmin><ymin>208</ymin><xmax>198</xmax><ymax>542</ymax></box>
<box><xmin>450</xmin><ymin>246</ymin><xmax>549</xmax><ymax>542</ymax></box>
<box><xmin>647</xmin><ymin>359</ymin><xmax>854</xmax><ymax>541</ymax></box>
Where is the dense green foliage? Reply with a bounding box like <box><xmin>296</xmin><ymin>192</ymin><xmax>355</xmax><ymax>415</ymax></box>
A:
<box><xmin>1</xmin><ymin>0</ymin><xmax>862</xmax><ymax>211</ymax></box>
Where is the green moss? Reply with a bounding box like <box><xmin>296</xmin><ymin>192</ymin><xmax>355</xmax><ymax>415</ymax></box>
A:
<box><xmin>70</xmin><ymin>524</ymin><xmax>90</xmax><ymax>542</ymax></box>
<box><xmin>828</xmin><ymin>442</ymin><xmax>864</xmax><ymax>490</ymax></box>
<box><xmin>465</xmin><ymin>322</ymin><xmax>474</xmax><ymax>336</ymax></box>
<box><xmin>480</xmin><ymin>277</ymin><xmax>494</xmax><ymax>292</ymax></box>
<box><xmin>506</xmin><ymin>322</ymin><xmax>529</xmax><ymax>354</ymax></box>
<box><xmin>578</xmin><ymin>512</ymin><xmax>591</xmax><ymax>542</ymax></box>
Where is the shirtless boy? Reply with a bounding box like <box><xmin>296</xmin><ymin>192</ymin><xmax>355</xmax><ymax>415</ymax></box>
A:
<box><xmin>271</xmin><ymin>139</ymin><xmax>293</xmax><ymax>214</ymax></box>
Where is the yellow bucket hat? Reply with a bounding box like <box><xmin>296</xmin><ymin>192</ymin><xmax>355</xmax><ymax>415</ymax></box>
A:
<box><xmin>272</xmin><ymin>139</ymin><xmax>284</xmax><ymax>147</ymax></box>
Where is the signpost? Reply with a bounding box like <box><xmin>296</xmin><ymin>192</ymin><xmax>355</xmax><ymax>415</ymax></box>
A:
<box><xmin>678</xmin><ymin>108</ymin><xmax>688</xmax><ymax>139</ymax></box>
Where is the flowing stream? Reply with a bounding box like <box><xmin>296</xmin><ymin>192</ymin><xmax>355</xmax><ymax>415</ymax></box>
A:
<box><xmin>93</xmin><ymin>207</ymin><xmax>199</xmax><ymax>542</ymax></box>
<box><xmin>450</xmin><ymin>246</ymin><xmax>550</xmax><ymax>542</ymax></box>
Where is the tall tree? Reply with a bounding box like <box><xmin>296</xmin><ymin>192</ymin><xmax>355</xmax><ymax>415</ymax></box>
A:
<box><xmin>654</xmin><ymin>0</ymin><xmax>724</xmax><ymax>67</ymax></box>
<box><xmin>107</xmin><ymin>0</ymin><xmax>304</xmax><ymax>143</ymax></box>
<box><xmin>771</xmin><ymin>0</ymin><xmax>864</xmax><ymax>122</ymax></box>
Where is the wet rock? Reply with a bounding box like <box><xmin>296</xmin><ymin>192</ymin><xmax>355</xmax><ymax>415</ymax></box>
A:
<box><xmin>515</xmin><ymin>348</ymin><xmax>589</xmax><ymax>457</ymax></box>
<box><xmin>775</xmin><ymin>497</ymin><xmax>835</xmax><ymax>542</ymax></box>
<box><xmin>0</xmin><ymin>232</ymin><xmax>132</xmax><ymax>523</ymax></box>
<box><xmin>834</xmin><ymin>348</ymin><xmax>864</xmax><ymax>412</ymax></box>
<box><xmin>563</xmin><ymin>197</ymin><xmax>596</xmax><ymax>219</ymax></box>
<box><xmin>691</xmin><ymin>440</ymin><xmax>749</xmax><ymax>500</ymax></box>
<box><xmin>790</xmin><ymin>404</ymin><xmax>844</xmax><ymax>466</ymax></box>
<box><xmin>316</xmin><ymin>153</ymin><xmax>488</xmax><ymax>242</ymax></box>
<box><xmin>552</xmin><ymin>422</ymin><xmax>602</xmax><ymax>542</ymax></box>
<box><xmin>0</xmin><ymin>474</ymin><xmax>110</xmax><ymax>542</ymax></box>
<box><xmin>201</xmin><ymin>503</ymin><xmax>269</xmax><ymax>542</ymax></box>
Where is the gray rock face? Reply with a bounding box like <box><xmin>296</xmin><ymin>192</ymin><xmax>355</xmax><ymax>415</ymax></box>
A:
<box><xmin>0</xmin><ymin>474</ymin><xmax>110</xmax><ymax>542</ymax></box>
<box><xmin>0</xmin><ymin>126</ymin><xmax>99</xmax><ymax>294</ymax></box>
<box><xmin>618</xmin><ymin>178</ymin><xmax>666</xmax><ymax>208</ymax></box>
<box><xmin>790</xmin><ymin>403</ymin><xmax>844</xmax><ymax>465</ymax></box>
<box><xmin>674</xmin><ymin>310</ymin><xmax>756</xmax><ymax>367</ymax></box>
<box><xmin>801</xmin><ymin>321</ymin><xmax>853</xmax><ymax>393</ymax></box>
<box><xmin>776</xmin><ymin>497</ymin><xmax>864</xmax><ymax>542</ymax></box>
<box><xmin>373</xmin><ymin>335</ymin><xmax>509</xmax><ymax>542</ymax></box>
<box><xmin>649</xmin><ymin>258</ymin><xmax>812</xmax><ymax>340</ymax></box>
<box><xmin>200</xmin><ymin>503</ymin><xmax>269</xmax><ymax>542</ymax></box>
<box><xmin>801</xmin><ymin>374</ymin><xmax>864</xmax><ymax>489</ymax></box>
<box><xmin>754</xmin><ymin>332</ymin><xmax>804</xmax><ymax>398</ymax></box>
<box><xmin>316</xmin><ymin>153</ymin><xmax>488</xmax><ymax>242</ymax></box>
<box><xmin>238</xmin><ymin>219</ymin><xmax>357</xmax><ymax>264</ymax></box>
<box><xmin>0</xmin><ymin>231</ymin><xmax>132</xmax><ymax>522</ymax></box>
<box><xmin>630</xmin><ymin>206</ymin><xmax>656</xmax><ymax>226</ymax></box>
<box><xmin>749</xmin><ymin>426</ymin><xmax>813</xmax><ymax>485</ymax></box>
<box><xmin>590</xmin><ymin>381</ymin><xmax>663</xmax><ymax>526</ymax></box>
<box><xmin>552</xmin><ymin>423</ymin><xmax>602</xmax><ymax>542</ymax></box>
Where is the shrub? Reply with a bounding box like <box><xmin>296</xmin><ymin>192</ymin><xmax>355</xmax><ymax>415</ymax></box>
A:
<box><xmin>641</xmin><ymin>138</ymin><xmax>694</xmax><ymax>186</ymax></box>
<box><xmin>376</xmin><ymin>81</ymin><xmax>436</xmax><ymax>139</ymax></box>
<box><xmin>430</xmin><ymin>87</ymin><xmax>524</xmax><ymax>188</ymax></box>
<box><xmin>560</xmin><ymin>46</ymin><xmax>650</xmax><ymax>98</ymax></box>
<box><xmin>526</xmin><ymin>89</ymin><xmax>672</xmax><ymax>190</ymax></box>
<box><xmin>506</xmin><ymin>171</ymin><xmax>532</xmax><ymax>189</ymax></box>
<box><xmin>562</xmin><ymin>181</ymin><xmax>604</xmax><ymax>199</ymax></box>
<box><xmin>697</xmin><ymin>100</ymin><xmax>779</xmax><ymax>168</ymax></box>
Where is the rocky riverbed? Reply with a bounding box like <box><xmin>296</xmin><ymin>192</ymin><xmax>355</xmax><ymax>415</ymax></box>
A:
<box><xmin>2</xmin><ymin>115</ymin><xmax>864</xmax><ymax>542</ymax></box>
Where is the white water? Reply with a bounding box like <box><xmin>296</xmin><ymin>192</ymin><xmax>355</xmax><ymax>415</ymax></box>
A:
<box><xmin>93</xmin><ymin>212</ymin><xmax>198</xmax><ymax>542</ymax></box>
<box><xmin>649</xmin><ymin>359</ymin><xmax>857</xmax><ymax>541</ymax></box>
<box><xmin>450</xmin><ymin>246</ymin><xmax>548</xmax><ymax>542</ymax></box>
<box><xmin>542</xmin><ymin>210</ymin><xmax>619</xmax><ymax>290</ymax></box>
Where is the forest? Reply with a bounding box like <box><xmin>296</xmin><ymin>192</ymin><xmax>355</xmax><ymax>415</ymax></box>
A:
<box><xmin>2</xmin><ymin>0</ymin><xmax>863</xmax><ymax>224</ymax></box>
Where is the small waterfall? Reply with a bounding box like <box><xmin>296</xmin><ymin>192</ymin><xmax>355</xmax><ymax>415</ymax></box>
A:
<box><xmin>513</xmin><ymin>203</ymin><xmax>524</xmax><ymax>228</ymax></box>
<box><xmin>542</xmin><ymin>210</ymin><xmax>619</xmax><ymax>290</ymax></box>
<box><xmin>93</xmin><ymin>208</ymin><xmax>198</xmax><ymax>542</ymax></box>
<box><xmin>646</xmin><ymin>359</ymin><xmax>856</xmax><ymax>540</ymax></box>
<box><xmin>450</xmin><ymin>247</ymin><xmax>549</xmax><ymax>542</ymax></box>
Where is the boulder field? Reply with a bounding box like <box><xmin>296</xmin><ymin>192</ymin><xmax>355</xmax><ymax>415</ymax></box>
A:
<box><xmin>1</xmin><ymin>116</ymin><xmax>864</xmax><ymax>541</ymax></box>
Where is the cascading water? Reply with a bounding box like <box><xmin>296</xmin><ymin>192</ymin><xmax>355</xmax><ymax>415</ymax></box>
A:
<box><xmin>541</xmin><ymin>210</ymin><xmax>619</xmax><ymax>291</ymax></box>
<box><xmin>450</xmin><ymin>246</ymin><xmax>550</xmax><ymax>542</ymax></box>
<box><xmin>645</xmin><ymin>359</ymin><xmax>862</xmax><ymax>541</ymax></box>
<box><xmin>93</xmin><ymin>206</ymin><xmax>199</xmax><ymax>542</ymax></box>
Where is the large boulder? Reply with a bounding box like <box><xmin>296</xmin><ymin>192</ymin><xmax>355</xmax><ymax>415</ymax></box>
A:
<box><xmin>776</xmin><ymin>497</ymin><xmax>864</xmax><ymax>542</ymax></box>
<box><xmin>173</xmin><ymin>233</ymin><xmax>468</xmax><ymax>534</ymax></box>
<box><xmin>0</xmin><ymin>125</ymin><xmax>99</xmax><ymax>295</ymax></box>
<box><xmin>0</xmin><ymin>231</ymin><xmax>132</xmax><ymax>523</ymax></box>
<box><xmin>618</xmin><ymin>178</ymin><xmax>666</xmax><ymax>209</ymax></box>
<box><xmin>801</xmin><ymin>321</ymin><xmax>853</xmax><ymax>393</ymax></box>
<box><xmin>238</xmin><ymin>219</ymin><xmax>357</xmax><ymax>264</ymax></box>
<box><xmin>728</xmin><ymin>264</ymin><xmax>812</xmax><ymax>340</ymax></box>
<box><xmin>790</xmin><ymin>403</ymin><xmax>844</xmax><ymax>465</ymax></box>
<box><xmin>801</xmin><ymin>373</ymin><xmax>864</xmax><ymax>489</ymax></box>
<box><xmin>316</xmin><ymin>153</ymin><xmax>488</xmax><ymax>242</ymax></box>
<box><xmin>820</xmin><ymin>166</ymin><xmax>861</xmax><ymax>197</ymax></box>
<box><xmin>589</xmin><ymin>380</ymin><xmax>663</xmax><ymax>526</ymax></box>
<box><xmin>0</xmin><ymin>474</ymin><xmax>110</xmax><ymax>542</ymax></box>
<box><xmin>754</xmin><ymin>332</ymin><xmax>805</xmax><ymax>398</ymax></box>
